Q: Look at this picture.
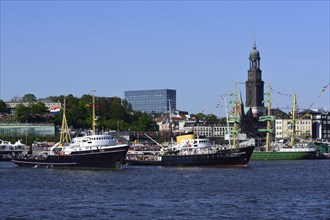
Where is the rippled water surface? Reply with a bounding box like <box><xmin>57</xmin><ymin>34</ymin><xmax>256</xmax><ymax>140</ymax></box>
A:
<box><xmin>1</xmin><ymin>160</ymin><xmax>329</xmax><ymax>219</ymax></box>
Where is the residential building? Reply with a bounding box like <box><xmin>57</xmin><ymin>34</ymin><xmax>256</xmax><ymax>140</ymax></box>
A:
<box><xmin>320</xmin><ymin>112</ymin><xmax>330</xmax><ymax>140</ymax></box>
<box><xmin>275</xmin><ymin>118</ymin><xmax>312</xmax><ymax>140</ymax></box>
<box><xmin>308</xmin><ymin>110</ymin><xmax>330</xmax><ymax>140</ymax></box>
<box><xmin>6</xmin><ymin>101</ymin><xmax>61</xmax><ymax>113</ymax></box>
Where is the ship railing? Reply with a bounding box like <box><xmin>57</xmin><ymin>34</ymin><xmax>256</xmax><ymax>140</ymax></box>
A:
<box><xmin>237</xmin><ymin>139</ymin><xmax>255</xmax><ymax>148</ymax></box>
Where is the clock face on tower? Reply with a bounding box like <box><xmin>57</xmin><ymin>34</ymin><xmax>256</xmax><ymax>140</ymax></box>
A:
<box><xmin>256</xmin><ymin>73</ymin><xmax>261</xmax><ymax>80</ymax></box>
<box><xmin>248</xmin><ymin>72</ymin><xmax>253</xmax><ymax>80</ymax></box>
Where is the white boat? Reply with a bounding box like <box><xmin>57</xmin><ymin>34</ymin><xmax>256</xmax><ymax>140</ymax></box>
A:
<box><xmin>12</xmin><ymin>94</ymin><xmax>129</xmax><ymax>169</ymax></box>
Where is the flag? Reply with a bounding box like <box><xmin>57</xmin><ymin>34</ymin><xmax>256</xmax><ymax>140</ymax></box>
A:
<box><xmin>50</xmin><ymin>106</ymin><xmax>61</xmax><ymax>114</ymax></box>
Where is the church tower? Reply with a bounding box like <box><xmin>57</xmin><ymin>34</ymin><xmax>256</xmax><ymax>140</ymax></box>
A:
<box><xmin>245</xmin><ymin>37</ymin><xmax>265</xmax><ymax>117</ymax></box>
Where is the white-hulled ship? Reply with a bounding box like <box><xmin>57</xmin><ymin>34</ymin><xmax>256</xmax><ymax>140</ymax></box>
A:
<box><xmin>12</xmin><ymin>94</ymin><xmax>129</xmax><ymax>169</ymax></box>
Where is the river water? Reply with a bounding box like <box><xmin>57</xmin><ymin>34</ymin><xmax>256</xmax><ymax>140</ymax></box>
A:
<box><xmin>0</xmin><ymin>160</ymin><xmax>329</xmax><ymax>220</ymax></box>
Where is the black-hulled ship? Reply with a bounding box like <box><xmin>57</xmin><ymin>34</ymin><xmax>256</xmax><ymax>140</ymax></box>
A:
<box><xmin>12</xmin><ymin>136</ymin><xmax>129</xmax><ymax>169</ymax></box>
<box><xmin>126</xmin><ymin>82</ymin><xmax>255</xmax><ymax>167</ymax></box>
<box><xmin>125</xmin><ymin>133</ymin><xmax>255</xmax><ymax>167</ymax></box>
<box><xmin>12</xmin><ymin>95</ymin><xmax>129</xmax><ymax>169</ymax></box>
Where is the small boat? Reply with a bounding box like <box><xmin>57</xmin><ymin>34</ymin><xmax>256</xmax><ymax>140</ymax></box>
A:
<box><xmin>12</xmin><ymin>95</ymin><xmax>129</xmax><ymax>169</ymax></box>
<box><xmin>0</xmin><ymin>140</ymin><xmax>26</xmax><ymax>161</ymax></box>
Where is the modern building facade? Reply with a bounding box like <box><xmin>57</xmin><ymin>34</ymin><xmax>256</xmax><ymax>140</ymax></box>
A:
<box><xmin>320</xmin><ymin>112</ymin><xmax>330</xmax><ymax>140</ymax></box>
<box><xmin>0</xmin><ymin>124</ymin><xmax>56</xmax><ymax>136</ymax></box>
<box><xmin>125</xmin><ymin>89</ymin><xmax>176</xmax><ymax>113</ymax></box>
<box><xmin>311</xmin><ymin>111</ymin><xmax>330</xmax><ymax>140</ymax></box>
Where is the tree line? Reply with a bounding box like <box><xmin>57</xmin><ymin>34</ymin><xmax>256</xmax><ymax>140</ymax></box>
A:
<box><xmin>0</xmin><ymin>93</ymin><xmax>226</xmax><ymax>133</ymax></box>
<box><xmin>0</xmin><ymin>93</ymin><xmax>157</xmax><ymax>132</ymax></box>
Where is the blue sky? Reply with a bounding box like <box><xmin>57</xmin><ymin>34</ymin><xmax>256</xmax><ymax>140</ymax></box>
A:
<box><xmin>1</xmin><ymin>1</ymin><xmax>329</xmax><ymax>117</ymax></box>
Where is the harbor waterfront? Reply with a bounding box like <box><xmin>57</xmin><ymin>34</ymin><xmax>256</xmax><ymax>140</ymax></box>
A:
<box><xmin>1</xmin><ymin>160</ymin><xmax>329</xmax><ymax>219</ymax></box>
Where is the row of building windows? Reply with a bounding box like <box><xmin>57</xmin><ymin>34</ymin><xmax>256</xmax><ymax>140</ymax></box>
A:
<box><xmin>125</xmin><ymin>89</ymin><xmax>176</xmax><ymax>113</ymax></box>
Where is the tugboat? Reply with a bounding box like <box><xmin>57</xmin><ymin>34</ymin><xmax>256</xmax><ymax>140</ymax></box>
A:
<box><xmin>12</xmin><ymin>94</ymin><xmax>129</xmax><ymax>169</ymax></box>
<box><xmin>126</xmin><ymin>83</ymin><xmax>255</xmax><ymax>168</ymax></box>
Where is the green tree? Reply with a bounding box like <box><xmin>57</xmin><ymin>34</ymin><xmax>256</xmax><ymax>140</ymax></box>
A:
<box><xmin>14</xmin><ymin>103</ymin><xmax>48</xmax><ymax>123</ymax></box>
<box><xmin>66</xmin><ymin>94</ymin><xmax>89</xmax><ymax>128</ymax></box>
<box><xmin>219</xmin><ymin>117</ymin><xmax>227</xmax><ymax>124</ymax></box>
<box><xmin>22</xmin><ymin>94</ymin><xmax>37</xmax><ymax>102</ymax></box>
<box><xmin>195</xmin><ymin>113</ymin><xmax>207</xmax><ymax>123</ymax></box>
<box><xmin>204</xmin><ymin>114</ymin><xmax>218</xmax><ymax>124</ymax></box>
<box><xmin>96</xmin><ymin>97</ymin><xmax>112</xmax><ymax>120</ymax></box>
<box><xmin>122</xmin><ymin>99</ymin><xmax>133</xmax><ymax>114</ymax></box>
<box><xmin>29</xmin><ymin>102</ymin><xmax>48</xmax><ymax>122</ymax></box>
<box><xmin>30</xmin><ymin>102</ymin><xmax>48</xmax><ymax>115</ymax></box>
<box><xmin>109</xmin><ymin>97</ymin><xmax>126</xmax><ymax>120</ymax></box>
<box><xmin>130</xmin><ymin>112</ymin><xmax>156</xmax><ymax>131</ymax></box>
<box><xmin>45</xmin><ymin>96</ymin><xmax>62</xmax><ymax>102</ymax></box>
<box><xmin>15</xmin><ymin>104</ymin><xmax>30</xmax><ymax>122</ymax></box>
<box><xmin>0</xmin><ymin>100</ymin><xmax>7</xmax><ymax>113</ymax></box>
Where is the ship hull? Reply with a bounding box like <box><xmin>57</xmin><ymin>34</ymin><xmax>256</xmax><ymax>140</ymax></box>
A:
<box><xmin>12</xmin><ymin>145</ymin><xmax>129</xmax><ymax>169</ymax></box>
<box><xmin>0</xmin><ymin>150</ymin><xmax>24</xmax><ymax>162</ymax></box>
<box><xmin>125</xmin><ymin>146</ymin><xmax>254</xmax><ymax>168</ymax></box>
<box><xmin>251</xmin><ymin>151</ymin><xmax>316</xmax><ymax>160</ymax></box>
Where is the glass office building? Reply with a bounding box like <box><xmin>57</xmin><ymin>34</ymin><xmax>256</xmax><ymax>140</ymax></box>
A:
<box><xmin>0</xmin><ymin>124</ymin><xmax>55</xmax><ymax>136</ymax></box>
<box><xmin>125</xmin><ymin>89</ymin><xmax>176</xmax><ymax>113</ymax></box>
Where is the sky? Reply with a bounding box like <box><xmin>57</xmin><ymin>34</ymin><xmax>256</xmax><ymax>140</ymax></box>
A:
<box><xmin>1</xmin><ymin>0</ymin><xmax>329</xmax><ymax>117</ymax></box>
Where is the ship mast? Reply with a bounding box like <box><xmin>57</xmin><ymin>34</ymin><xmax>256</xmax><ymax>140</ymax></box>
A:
<box><xmin>290</xmin><ymin>92</ymin><xmax>297</xmax><ymax>146</ymax></box>
<box><xmin>258</xmin><ymin>81</ymin><xmax>274</xmax><ymax>152</ymax></box>
<box><xmin>60</xmin><ymin>97</ymin><xmax>72</xmax><ymax>143</ymax></box>
<box><xmin>168</xmin><ymin>99</ymin><xmax>172</xmax><ymax>137</ymax></box>
<box><xmin>92</xmin><ymin>90</ymin><xmax>97</xmax><ymax>135</ymax></box>
<box><xmin>224</xmin><ymin>95</ymin><xmax>231</xmax><ymax>146</ymax></box>
<box><xmin>229</xmin><ymin>82</ymin><xmax>240</xmax><ymax>148</ymax></box>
